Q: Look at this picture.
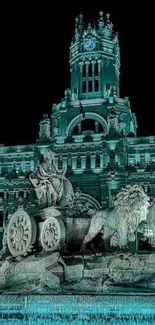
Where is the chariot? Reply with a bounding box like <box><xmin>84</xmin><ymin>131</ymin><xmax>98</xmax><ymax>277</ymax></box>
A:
<box><xmin>6</xmin><ymin>207</ymin><xmax>91</xmax><ymax>257</ymax></box>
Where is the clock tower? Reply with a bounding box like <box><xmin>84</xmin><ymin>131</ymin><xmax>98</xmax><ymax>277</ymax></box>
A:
<box><xmin>50</xmin><ymin>11</ymin><xmax>137</xmax><ymax>207</ymax></box>
<box><xmin>70</xmin><ymin>12</ymin><xmax>120</xmax><ymax>100</ymax></box>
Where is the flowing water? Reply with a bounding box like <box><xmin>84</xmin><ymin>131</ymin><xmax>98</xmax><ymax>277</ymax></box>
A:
<box><xmin>0</xmin><ymin>294</ymin><xmax>155</xmax><ymax>324</ymax></box>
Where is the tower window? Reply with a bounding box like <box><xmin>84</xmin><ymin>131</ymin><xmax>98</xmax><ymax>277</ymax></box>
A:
<box><xmin>95</xmin><ymin>79</ymin><xmax>99</xmax><ymax>92</ymax></box>
<box><xmin>95</xmin><ymin>62</ymin><xmax>98</xmax><ymax>77</ymax></box>
<box><xmin>89</xmin><ymin>63</ymin><xmax>92</xmax><ymax>77</ymax></box>
<box><xmin>89</xmin><ymin>80</ymin><xmax>92</xmax><ymax>92</ymax></box>
<box><xmin>83</xmin><ymin>64</ymin><xmax>86</xmax><ymax>78</ymax></box>
<box><xmin>83</xmin><ymin>81</ymin><xmax>86</xmax><ymax>93</ymax></box>
<box><xmin>72</xmin><ymin>119</ymin><xmax>104</xmax><ymax>136</ymax></box>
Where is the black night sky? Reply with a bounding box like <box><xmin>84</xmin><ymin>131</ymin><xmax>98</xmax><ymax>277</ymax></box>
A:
<box><xmin>0</xmin><ymin>3</ymin><xmax>154</xmax><ymax>145</ymax></box>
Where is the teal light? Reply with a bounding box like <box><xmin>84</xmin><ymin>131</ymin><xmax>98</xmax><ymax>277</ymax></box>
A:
<box><xmin>108</xmin><ymin>141</ymin><xmax>117</xmax><ymax>150</ymax></box>
<box><xmin>0</xmin><ymin>295</ymin><xmax>155</xmax><ymax>324</ymax></box>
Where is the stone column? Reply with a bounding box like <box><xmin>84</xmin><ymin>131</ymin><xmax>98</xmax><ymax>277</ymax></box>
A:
<box><xmin>100</xmin><ymin>154</ymin><xmax>103</xmax><ymax>168</ymax></box>
<box><xmin>30</xmin><ymin>160</ymin><xmax>34</xmax><ymax>171</ymax></box>
<box><xmin>79</xmin><ymin>62</ymin><xmax>84</xmax><ymax>96</ymax></box>
<box><xmin>85</xmin><ymin>61</ymin><xmax>89</xmax><ymax>94</ymax></box>
<box><xmin>95</xmin><ymin>121</ymin><xmax>99</xmax><ymax>134</ymax></box>
<box><xmin>100</xmin><ymin>184</ymin><xmax>107</xmax><ymax>208</ymax></box>
<box><xmin>90</xmin><ymin>155</ymin><xmax>96</xmax><ymax>169</ymax></box>
<box><xmin>23</xmin><ymin>191</ymin><xmax>27</xmax><ymax>199</ymax></box>
<box><xmin>7</xmin><ymin>191</ymin><xmax>14</xmax><ymax>217</ymax></box>
<box><xmin>98</xmin><ymin>60</ymin><xmax>102</xmax><ymax>93</ymax></box>
<box><xmin>72</xmin><ymin>157</ymin><xmax>77</xmax><ymax>170</ymax></box>
<box><xmin>78</xmin><ymin>122</ymin><xmax>81</xmax><ymax>135</ymax></box>
<box><xmin>103</xmin><ymin>152</ymin><xmax>108</xmax><ymax>166</ymax></box>
<box><xmin>4</xmin><ymin>191</ymin><xmax>8</xmax><ymax>201</ymax></box>
<box><xmin>22</xmin><ymin>161</ymin><xmax>26</xmax><ymax>173</ymax></box>
<box><xmin>62</xmin><ymin>157</ymin><xmax>68</xmax><ymax>169</ymax></box>
<box><xmin>81</xmin><ymin>156</ymin><xmax>86</xmax><ymax>169</ymax></box>
<box><xmin>15</xmin><ymin>191</ymin><xmax>19</xmax><ymax>199</ymax></box>
<box><xmin>144</xmin><ymin>184</ymin><xmax>148</xmax><ymax>193</ymax></box>
<box><xmin>91</xmin><ymin>60</ymin><xmax>95</xmax><ymax>93</ymax></box>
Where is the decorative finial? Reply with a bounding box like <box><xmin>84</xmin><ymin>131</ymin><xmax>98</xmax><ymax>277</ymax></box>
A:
<box><xmin>113</xmin><ymin>31</ymin><xmax>119</xmax><ymax>43</ymax></box>
<box><xmin>99</xmin><ymin>10</ymin><xmax>103</xmax><ymax>18</ymax></box>
<box><xmin>98</xmin><ymin>10</ymin><xmax>104</xmax><ymax>31</ymax></box>
<box><xmin>75</xmin><ymin>17</ymin><xmax>79</xmax><ymax>30</ymax></box>
<box><xmin>87</xmin><ymin>23</ymin><xmax>92</xmax><ymax>33</ymax></box>
<box><xmin>75</xmin><ymin>17</ymin><xmax>79</xmax><ymax>25</ymax></box>
<box><xmin>106</xmin><ymin>13</ymin><xmax>110</xmax><ymax>24</ymax></box>
<box><xmin>43</xmin><ymin>113</ymin><xmax>48</xmax><ymax>119</ymax></box>
<box><xmin>79</xmin><ymin>12</ymin><xmax>83</xmax><ymax>21</ymax></box>
<box><xmin>79</xmin><ymin>12</ymin><xmax>84</xmax><ymax>37</ymax></box>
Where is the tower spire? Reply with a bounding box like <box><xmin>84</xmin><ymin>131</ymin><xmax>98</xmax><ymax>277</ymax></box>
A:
<box><xmin>98</xmin><ymin>10</ymin><xmax>104</xmax><ymax>32</ymax></box>
<box><xmin>106</xmin><ymin>13</ymin><xmax>110</xmax><ymax>22</ymax></box>
<box><xmin>70</xmin><ymin>11</ymin><xmax>120</xmax><ymax>100</ymax></box>
<box><xmin>79</xmin><ymin>12</ymin><xmax>84</xmax><ymax>36</ymax></box>
<box><xmin>74</xmin><ymin>13</ymin><xmax>84</xmax><ymax>41</ymax></box>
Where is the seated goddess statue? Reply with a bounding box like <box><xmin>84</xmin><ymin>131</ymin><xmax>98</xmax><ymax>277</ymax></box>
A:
<box><xmin>29</xmin><ymin>149</ymin><xmax>74</xmax><ymax>209</ymax></box>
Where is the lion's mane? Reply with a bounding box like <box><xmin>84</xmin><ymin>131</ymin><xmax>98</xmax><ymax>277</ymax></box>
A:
<box><xmin>114</xmin><ymin>184</ymin><xmax>150</xmax><ymax>234</ymax></box>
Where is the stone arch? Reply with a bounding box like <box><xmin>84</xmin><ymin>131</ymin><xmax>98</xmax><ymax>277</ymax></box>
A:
<box><xmin>67</xmin><ymin>112</ymin><xmax>108</xmax><ymax>136</ymax></box>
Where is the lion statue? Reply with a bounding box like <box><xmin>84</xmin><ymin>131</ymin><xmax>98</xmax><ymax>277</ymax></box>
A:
<box><xmin>81</xmin><ymin>184</ymin><xmax>150</xmax><ymax>251</ymax></box>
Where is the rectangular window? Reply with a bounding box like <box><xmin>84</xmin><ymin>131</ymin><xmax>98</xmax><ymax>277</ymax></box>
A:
<box><xmin>89</xmin><ymin>80</ymin><xmax>92</xmax><ymax>92</ymax></box>
<box><xmin>95</xmin><ymin>62</ymin><xmax>98</xmax><ymax>77</ymax></box>
<box><xmin>83</xmin><ymin>64</ymin><xmax>86</xmax><ymax>78</ymax></box>
<box><xmin>89</xmin><ymin>64</ymin><xmax>92</xmax><ymax>77</ymax></box>
<box><xmin>95</xmin><ymin>79</ymin><xmax>99</xmax><ymax>92</ymax></box>
<box><xmin>83</xmin><ymin>81</ymin><xmax>86</xmax><ymax>93</ymax></box>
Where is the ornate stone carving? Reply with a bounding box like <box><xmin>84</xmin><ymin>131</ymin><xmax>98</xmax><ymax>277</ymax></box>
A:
<box><xmin>81</xmin><ymin>184</ymin><xmax>150</xmax><ymax>251</ymax></box>
<box><xmin>66</xmin><ymin>187</ymin><xmax>101</xmax><ymax>218</ymax></box>
<box><xmin>40</xmin><ymin>216</ymin><xmax>66</xmax><ymax>252</ymax></box>
<box><xmin>53</xmin><ymin>117</ymin><xmax>60</xmax><ymax>137</ymax></box>
<box><xmin>39</xmin><ymin>113</ymin><xmax>51</xmax><ymax>141</ymax></box>
<box><xmin>29</xmin><ymin>149</ymin><xmax>74</xmax><ymax>209</ymax></box>
<box><xmin>7</xmin><ymin>209</ymin><xmax>37</xmax><ymax>257</ymax></box>
<box><xmin>107</xmin><ymin>109</ymin><xmax>118</xmax><ymax>133</ymax></box>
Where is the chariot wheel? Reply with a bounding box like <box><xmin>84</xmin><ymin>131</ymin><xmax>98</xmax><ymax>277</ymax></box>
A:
<box><xmin>40</xmin><ymin>217</ymin><xmax>66</xmax><ymax>252</ymax></box>
<box><xmin>7</xmin><ymin>209</ymin><xmax>37</xmax><ymax>257</ymax></box>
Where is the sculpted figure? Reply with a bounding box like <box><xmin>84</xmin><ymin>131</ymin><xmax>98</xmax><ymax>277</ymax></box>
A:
<box><xmin>29</xmin><ymin>149</ymin><xmax>74</xmax><ymax>208</ymax></box>
<box><xmin>81</xmin><ymin>184</ymin><xmax>150</xmax><ymax>251</ymax></box>
<box><xmin>137</xmin><ymin>200</ymin><xmax>155</xmax><ymax>248</ymax></box>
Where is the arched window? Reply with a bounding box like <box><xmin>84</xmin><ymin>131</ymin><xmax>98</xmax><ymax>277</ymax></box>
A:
<box><xmin>82</xmin><ymin>61</ymin><xmax>99</xmax><ymax>95</ymax></box>
<box><xmin>72</xmin><ymin>119</ymin><xmax>104</xmax><ymax>135</ymax></box>
<box><xmin>83</xmin><ymin>64</ymin><xmax>86</xmax><ymax>78</ymax></box>
<box><xmin>67</xmin><ymin>113</ymin><xmax>108</xmax><ymax>136</ymax></box>
<box><xmin>95</xmin><ymin>62</ymin><xmax>98</xmax><ymax>77</ymax></box>
<box><xmin>88</xmin><ymin>63</ymin><xmax>92</xmax><ymax>77</ymax></box>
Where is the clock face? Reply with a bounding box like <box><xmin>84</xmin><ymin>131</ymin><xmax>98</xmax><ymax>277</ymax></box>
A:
<box><xmin>84</xmin><ymin>39</ymin><xmax>95</xmax><ymax>51</ymax></box>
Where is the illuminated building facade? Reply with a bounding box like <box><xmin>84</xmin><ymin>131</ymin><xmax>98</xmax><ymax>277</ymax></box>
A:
<box><xmin>0</xmin><ymin>12</ymin><xmax>155</xmax><ymax>246</ymax></box>
<box><xmin>1</xmin><ymin>11</ymin><xmax>155</xmax><ymax>323</ymax></box>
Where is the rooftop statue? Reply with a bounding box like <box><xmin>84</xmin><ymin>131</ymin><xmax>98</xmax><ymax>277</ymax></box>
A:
<box><xmin>29</xmin><ymin>149</ymin><xmax>74</xmax><ymax>209</ymax></box>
